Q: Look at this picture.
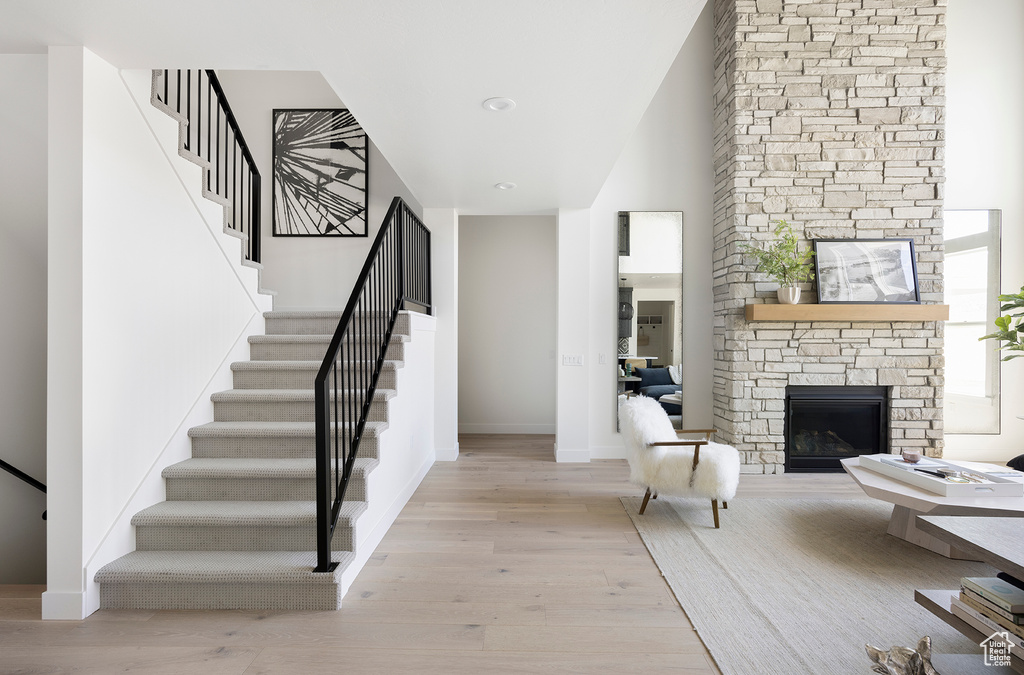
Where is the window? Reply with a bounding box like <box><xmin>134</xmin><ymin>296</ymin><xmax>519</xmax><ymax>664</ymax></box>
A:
<box><xmin>944</xmin><ymin>210</ymin><xmax>1001</xmax><ymax>434</ymax></box>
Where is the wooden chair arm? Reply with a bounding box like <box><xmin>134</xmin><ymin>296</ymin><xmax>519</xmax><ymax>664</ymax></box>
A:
<box><xmin>649</xmin><ymin>439</ymin><xmax>708</xmax><ymax>447</ymax></box>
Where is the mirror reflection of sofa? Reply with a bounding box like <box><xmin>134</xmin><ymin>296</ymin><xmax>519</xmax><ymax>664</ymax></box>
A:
<box><xmin>634</xmin><ymin>367</ymin><xmax>681</xmax><ymax>415</ymax></box>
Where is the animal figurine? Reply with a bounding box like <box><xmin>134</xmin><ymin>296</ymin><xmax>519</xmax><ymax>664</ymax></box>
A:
<box><xmin>865</xmin><ymin>636</ymin><xmax>940</xmax><ymax>675</ymax></box>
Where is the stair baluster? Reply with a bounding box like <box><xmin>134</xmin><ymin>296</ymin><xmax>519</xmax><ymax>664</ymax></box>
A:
<box><xmin>314</xmin><ymin>197</ymin><xmax>431</xmax><ymax>572</ymax></box>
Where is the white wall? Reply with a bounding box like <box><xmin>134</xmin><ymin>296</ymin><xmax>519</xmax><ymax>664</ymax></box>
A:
<box><xmin>342</xmin><ymin>312</ymin><xmax>437</xmax><ymax>592</ymax></box>
<box><xmin>45</xmin><ymin>50</ymin><xmax>271</xmax><ymax>619</ymax></box>
<box><xmin>944</xmin><ymin>0</ymin><xmax>1024</xmax><ymax>462</ymax></box>
<box><xmin>215</xmin><ymin>70</ymin><xmax>423</xmax><ymax>309</ymax></box>
<box><xmin>458</xmin><ymin>216</ymin><xmax>556</xmax><ymax>434</ymax></box>
<box><xmin>585</xmin><ymin>2</ymin><xmax>715</xmax><ymax>458</ymax></box>
<box><xmin>0</xmin><ymin>54</ymin><xmax>48</xmax><ymax>583</ymax></box>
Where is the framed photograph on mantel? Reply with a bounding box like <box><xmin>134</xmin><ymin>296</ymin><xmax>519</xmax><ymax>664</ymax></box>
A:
<box><xmin>813</xmin><ymin>239</ymin><xmax>920</xmax><ymax>304</ymax></box>
<box><xmin>272</xmin><ymin>108</ymin><xmax>368</xmax><ymax>237</ymax></box>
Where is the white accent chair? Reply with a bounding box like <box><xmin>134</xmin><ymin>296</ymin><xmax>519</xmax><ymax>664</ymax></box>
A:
<box><xmin>618</xmin><ymin>395</ymin><xmax>741</xmax><ymax>528</ymax></box>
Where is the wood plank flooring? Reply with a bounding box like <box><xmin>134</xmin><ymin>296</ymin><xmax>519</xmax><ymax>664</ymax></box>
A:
<box><xmin>0</xmin><ymin>434</ymin><xmax>868</xmax><ymax>674</ymax></box>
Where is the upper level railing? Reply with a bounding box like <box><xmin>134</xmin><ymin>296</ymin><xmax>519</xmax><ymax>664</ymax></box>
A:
<box><xmin>154</xmin><ymin>69</ymin><xmax>261</xmax><ymax>263</ymax></box>
<box><xmin>1</xmin><ymin>458</ymin><xmax>46</xmax><ymax>520</ymax></box>
<box><xmin>314</xmin><ymin>197</ymin><xmax>431</xmax><ymax>572</ymax></box>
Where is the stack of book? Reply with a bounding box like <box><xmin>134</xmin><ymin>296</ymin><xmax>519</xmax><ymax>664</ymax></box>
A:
<box><xmin>950</xmin><ymin>574</ymin><xmax>1024</xmax><ymax>658</ymax></box>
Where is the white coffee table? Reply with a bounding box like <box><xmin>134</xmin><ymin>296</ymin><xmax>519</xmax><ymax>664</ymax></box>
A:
<box><xmin>841</xmin><ymin>457</ymin><xmax>1024</xmax><ymax>559</ymax></box>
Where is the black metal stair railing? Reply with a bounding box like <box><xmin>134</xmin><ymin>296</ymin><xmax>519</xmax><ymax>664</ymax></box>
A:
<box><xmin>154</xmin><ymin>69</ymin><xmax>261</xmax><ymax>263</ymax></box>
<box><xmin>314</xmin><ymin>196</ymin><xmax>431</xmax><ymax>572</ymax></box>
<box><xmin>1</xmin><ymin>458</ymin><xmax>46</xmax><ymax>520</ymax></box>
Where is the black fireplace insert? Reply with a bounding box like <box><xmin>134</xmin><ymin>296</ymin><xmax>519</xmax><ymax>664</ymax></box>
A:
<box><xmin>785</xmin><ymin>386</ymin><xmax>889</xmax><ymax>472</ymax></box>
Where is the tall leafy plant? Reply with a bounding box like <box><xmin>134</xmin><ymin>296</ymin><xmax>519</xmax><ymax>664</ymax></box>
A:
<box><xmin>740</xmin><ymin>219</ymin><xmax>815</xmax><ymax>287</ymax></box>
<box><xmin>980</xmin><ymin>286</ymin><xmax>1024</xmax><ymax>360</ymax></box>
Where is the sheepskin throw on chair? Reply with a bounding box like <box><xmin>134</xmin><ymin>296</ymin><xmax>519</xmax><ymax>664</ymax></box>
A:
<box><xmin>618</xmin><ymin>396</ymin><xmax>740</xmax><ymax>527</ymax></box>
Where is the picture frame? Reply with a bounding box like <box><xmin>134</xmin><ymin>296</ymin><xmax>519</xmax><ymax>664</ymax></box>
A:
<box><xmin>272</xmin><ymin>108</ymin><xmax>368</xmax><ymax>237</ymax></box>
<box><xmin>813</xmin><ymin>239</ymin><xmax>920</xmax><ymax>304</ymax></box>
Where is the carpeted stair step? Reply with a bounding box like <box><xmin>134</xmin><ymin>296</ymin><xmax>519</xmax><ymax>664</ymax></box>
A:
<box><xmin>132</xmin><ymin>500</ymin><xmax>366</xmax><ymax>551</ymax></box>
<box><xmin>211</xmin><ymin>388</ymin><xmax>395</xmax><ymax>423</ymax></box>
<box><xmin>248</xmin><ymin>334</ymin><xmax>408</xmax><ymax>362</ymax></box>
<box><xmin>95</xmin><ymin>550</ymin><xmax>352</xmax><ymax>610</ymax></box>
<box><xmin>264</xmin><ymin>310</ymin><xmax>411</xmax><ymax>337</ymax></box>
<box><xmin>188</xmin><ymin>420</ymin><xmax>387</xmax><ymax>459</ymax></box>
<box><xmin>231</xmin><ymin>359</ymin><xmax>401</xmax><ymax>390</ymax></box>
<box><xmin>163</xmin><ymin>457</ymin><xmax>378</xmax><ymax>502</ymax></box>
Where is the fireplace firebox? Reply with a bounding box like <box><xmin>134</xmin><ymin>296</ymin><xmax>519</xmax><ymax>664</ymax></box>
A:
<box><xmin>784</xmin><ymin>386</ymin><xmax>889</xmax><ymax>472</ymax></box>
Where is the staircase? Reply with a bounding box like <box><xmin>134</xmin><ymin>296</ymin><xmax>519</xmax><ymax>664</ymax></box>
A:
<box><xmin>90</xmin><ymin>70</ymin><xmax>433</xmax><ymax>612</ymax></box>
<box><xmin>95</xmin><ymin>311</ymin><xmax>415</xmax><ymax>610</ymax></box>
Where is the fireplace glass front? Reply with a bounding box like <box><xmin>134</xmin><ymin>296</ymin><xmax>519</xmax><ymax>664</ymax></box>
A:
<box><xmin>785</xmin><ymin>386</ymin><xmax>888</xmax><ymax>472</ymax></box>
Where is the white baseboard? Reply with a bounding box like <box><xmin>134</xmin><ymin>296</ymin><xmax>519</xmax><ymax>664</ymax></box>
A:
<box><xmin>554</xmin><ymin>444</ymin><xmax>590</xmax><ymax>463</ymax></box>
<box><xmin>41</xmin><ymin>590</ymin><xmax>88</xmax><ymax>620</ymax></box>
<box><xmin>435</xmin><ymin>442</ymin><xmax>459</xmax><ymax>461</ymax></box>
<box><xmin>458</xmin><ymin>423</ymin><xmax>556</xmax><ymax>435</ymax></box>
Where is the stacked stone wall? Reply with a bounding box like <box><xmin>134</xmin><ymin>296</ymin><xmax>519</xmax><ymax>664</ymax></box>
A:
<box><xmin>712</xmin><ymin>0</ymin><xmax>946</xmax><ymax>473</ymax></box>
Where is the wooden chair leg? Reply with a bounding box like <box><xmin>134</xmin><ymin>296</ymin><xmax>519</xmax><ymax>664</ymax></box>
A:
<box><xmin>722</xmin><ymin>501</ymin><xmax>728</xmax><ymax>509</ymax></box>
<box><xmin>711</xmin><ymin>499</ymin><xmax>720</xmax><ymax>528</ymax></box>
<box><xmin>639</xmin><ymin>488</ymin><xmax>652</xmax><ymax>515</ymax></box>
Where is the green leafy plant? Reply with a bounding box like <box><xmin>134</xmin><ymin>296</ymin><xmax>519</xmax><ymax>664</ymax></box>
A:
<box><xmin>979</xmin><ymin>286</ymin><xmax>1024</xmax><ymax>360</ymax></box>
<box><xmin>740</xmin><ymin>219</ymin><xmax>815</xmax><ymax>287</ymax></box>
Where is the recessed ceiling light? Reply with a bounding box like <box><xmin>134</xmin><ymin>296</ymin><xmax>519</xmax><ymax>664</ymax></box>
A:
<box><xmin>483</xmin><ymin>97</ymin><xmax>516</xmax><ymax>112</ymax></box>
<box><xmin>494</xmin><ymin>182</ymin><xmax>517</xmax><ymax>190</ymax></box>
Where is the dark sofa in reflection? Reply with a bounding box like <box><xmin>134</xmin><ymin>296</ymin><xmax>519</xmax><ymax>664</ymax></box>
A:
<box><xmin>634</xmin><ymin>367</ymin><xmax>681</xmax><ymax>414</ymax></box>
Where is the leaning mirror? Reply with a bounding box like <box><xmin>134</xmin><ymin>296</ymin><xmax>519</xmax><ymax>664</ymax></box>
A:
<box><xmin>616</xmin><ymin>211</ymin><xmax>684</xmax><ymax>427</ymax></box>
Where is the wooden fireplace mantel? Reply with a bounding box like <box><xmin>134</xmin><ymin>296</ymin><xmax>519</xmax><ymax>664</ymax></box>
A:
<box><xmin>744</xmin><ymin>303</ymin><xmax>950</xmax><ymax>322</ymax></box>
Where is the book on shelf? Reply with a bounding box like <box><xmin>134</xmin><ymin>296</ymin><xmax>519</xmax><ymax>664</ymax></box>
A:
<box><xmin>960</xmin><ymin>590</ymin><xmax>1024</xmax><ymax>634</ymax></box>
<box><xmin>950</xmin><ymin>595</ymin><xmax>1024</xmax><ymax>659</ymax></box>
<box><xmin>999</xmin><ymin>571</ymin><xmax>1024</xmax><ymax>593</ymax></box>
<box><xmin>962</xmin><ymin>577</ymin><xmax>1024</xmax><ymax>614</ymax></box>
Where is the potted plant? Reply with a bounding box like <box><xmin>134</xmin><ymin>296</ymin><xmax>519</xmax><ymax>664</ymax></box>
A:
<box><xmin>980</xmin><ymin>285</ymin><xmax>1024</xmax><ymax>360</ymax></box>
<box><xmin>740</xmin><ymin>219</ymin><xmax>815</xmax><ymax>304</ymax></box>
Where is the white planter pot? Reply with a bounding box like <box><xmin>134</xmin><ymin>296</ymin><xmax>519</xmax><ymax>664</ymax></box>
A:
<box><xmin>777</xmin><ymin>286</ymin><xmax>800</xmax><ymax>304</ymax></box>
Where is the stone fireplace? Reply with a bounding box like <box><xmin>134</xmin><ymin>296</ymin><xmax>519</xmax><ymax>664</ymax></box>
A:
<box><xmin>711</xmin><ymin>0</ymin><xmax>946</xmax><ymax>473</ymax></box>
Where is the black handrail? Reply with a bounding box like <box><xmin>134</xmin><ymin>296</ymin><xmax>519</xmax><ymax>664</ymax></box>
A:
<box><xmin>1</xmin><ymin>458</ymin><xmax>46</xmax><ymax>520</ymax></box>
<box><xmin>314</xmin><ymin>196</ymin><xmax>431</xmax><ymax>572</ymax></box>
<box><xmin>154</xmin><ymin>69</ymin><xmax>261</xmax><ymax>263</ymax></box>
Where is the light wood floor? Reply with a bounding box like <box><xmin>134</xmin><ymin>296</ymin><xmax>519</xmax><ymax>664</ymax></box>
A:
<box><xmin>0</xmin><ymin>434</ymin><xmax>868</xmax><ymax>674</ymax></box>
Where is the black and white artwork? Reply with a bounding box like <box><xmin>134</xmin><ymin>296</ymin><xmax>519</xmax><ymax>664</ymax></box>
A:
<box><xmin>813</xmin><ymin>239</ymin><xmax>920</xmax><ymax>303</ymax></box>
<box><xmin>272</xmin><ymin>109</ymin><xmax>367</xmax><ymax>236</ymax></box>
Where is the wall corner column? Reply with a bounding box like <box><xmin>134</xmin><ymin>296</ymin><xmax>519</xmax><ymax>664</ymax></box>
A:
<box><xmin>43</xmin><ymin>45</ymin><xmax>88</xmax><ymax>620</ymax></box>
<box><xmin>424</xmin><ymin>208</ymin><xmax>459</xmax><ymax>461</ymax></box>
<box><xmin>555</xmin><ymin>209</ymin><xmax>592</xmax><ymax>462</ymax></box>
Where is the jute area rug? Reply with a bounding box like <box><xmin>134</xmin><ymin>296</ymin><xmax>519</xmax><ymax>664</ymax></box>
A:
<box><xmin>622</xmin><ymin>496</ymin><xmax>993</xmax><ymax>675</ymax></box>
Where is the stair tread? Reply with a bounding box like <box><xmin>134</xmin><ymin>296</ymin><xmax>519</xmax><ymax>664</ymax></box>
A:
<box><xmin>231</xmin><ymin>360</ymin><xmax>402</xmax><ymax>370</ymax></box>
<box><xmin>263</xmin><ymin>310</ymin><xmax>344</xmax><ymax>319</ymax></box>
<box><xmin>263</xmin><ymin>310</ymin><xmax>416</xmax><ymax>319</ymax></box>
<box><xmin>163</xmin><ymin>457</ymin><xmax>379</xmax><ymax>478</ymax></box>
<box><xmin>188</xmin><ymin>420</ymin><xmax>389</xmax><ymax>437</ymax></box>
<box><xmin>95</xmin><ymin>550</ymin><xmax>352</xmax><ymax>584</ymax></box>
<box><xmin>211</xmin><ymin>388</ymin><xmax>397</xmax><ymax>401</ymax></box>
<box><xmin>249</xmin><ymin>334</ymin><xmax>410</xmax><ymax>344</ymax></box>
<box><xmin>132</xmin><ymin>500</ymin><xmax>367</xmax><ymax>526</ymax></box>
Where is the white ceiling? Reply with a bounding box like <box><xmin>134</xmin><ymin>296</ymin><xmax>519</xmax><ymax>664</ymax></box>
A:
<box><xmin>0</xmin><ymin>0</ymin><xmax>706</xmax><ymax>214</ymax></box>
